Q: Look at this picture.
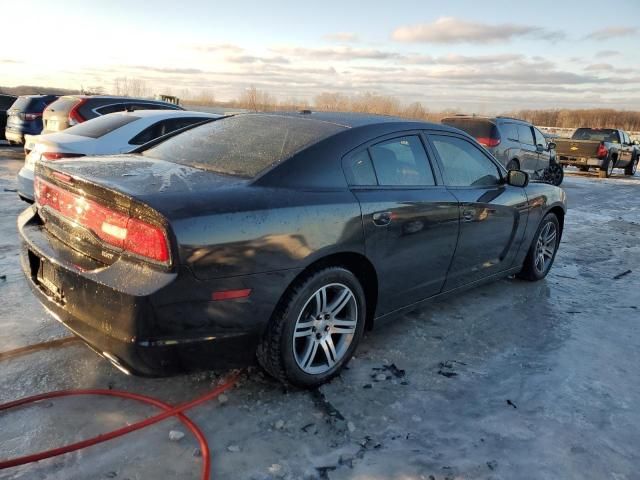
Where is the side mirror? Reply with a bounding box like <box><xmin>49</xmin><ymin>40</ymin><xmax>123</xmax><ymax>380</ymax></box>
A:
<box><xmin>507</xmin><ymin>169</ymin><xmax>529</xmax><ymax>187</ymax></box>
<box><xmin>547</xmin><ymin>141</ymin><xmax>557</xmax><ymax>150</ymax></box>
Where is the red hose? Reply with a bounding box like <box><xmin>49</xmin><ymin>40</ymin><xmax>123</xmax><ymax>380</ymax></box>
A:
<box><xmin>0</xmin><ymin>371</ymin><xmax>240</xmax><ymax>479</ymax></box>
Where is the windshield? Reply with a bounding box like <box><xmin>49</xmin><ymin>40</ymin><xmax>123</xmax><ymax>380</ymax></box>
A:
<box><xmin>142</xmin><ymin>114</ymin><xmax>346</xmax><ymax>178</ymax></box>
<box><xmin>572</xmin><ymin>128</ymin><xmax>620</xmax><ymax>143</ymax></box>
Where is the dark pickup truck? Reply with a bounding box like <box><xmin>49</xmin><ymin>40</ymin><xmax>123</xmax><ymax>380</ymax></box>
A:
<box><xmin>555</xmin><ymin>128</ymin><xmax>639</xmax><ymax>178</ymax></box>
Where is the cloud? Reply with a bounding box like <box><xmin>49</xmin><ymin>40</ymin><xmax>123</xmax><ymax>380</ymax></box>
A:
<box><xmin>403</xmin><ymin>53</ymin><xmax>525</xmax><ymax>65</ymax></box>
<box><xmin>586</xmin><ymin>26</ymin><xmax>638</xmax><ymax>40</ymax></box>
<box><xmin>584</xmin><ymin>63</ymin><xmax>613</xmax><ymax>72</ymax></box>
<box><xmin>225</xmin><ymin>55</ymin><xmax>290</xmax><ymax>64</ymax></box>
<box><xmin>391</xmin><ymin>17</ymin><xmax>563</xmax><ymax>44</ymax></box>
<box><xmin>594</xmin><ymin>49</ymin><xmax>620</xmax><ymax>58</ymax></box>
<box><xmin>130</xmin><ymin>65</ymin><xmax>205</xmax><ymax>74</ymax></box>
<box><xmin>192</xmin><ymin>43</ymin><xmax>244</xmax><ymax>53</ymax></box>
<box><xmin>271</xmin><ymin>46</ymin><xmax>398</xmax><ymax>61</ymax></box>
<box><xmin>323</xmin><ymin>32</ymin><xmax>359</xmax><ymax>43</ymax></box>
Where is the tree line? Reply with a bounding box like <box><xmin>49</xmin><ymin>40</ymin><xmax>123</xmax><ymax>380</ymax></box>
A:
<box><xmin>3</xmin><ymin>83</ymin><xmax>640</xmax><ymax>130</ymax></box>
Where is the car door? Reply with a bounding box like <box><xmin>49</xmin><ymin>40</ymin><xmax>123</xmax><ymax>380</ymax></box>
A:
<box><xmin>516</xmin><ymin>124</ymin><xmax>539</xmax><ymax>172</ymax></box>
<box><xmin>619</xmin><ymin>131</ymin><xmax>633</xmax><ymax>166</ymax></box>
<box><xmin>425</xmin><ymin>132</ymin><xmax>529</xmax><ymax>291</ymax></box>
<box><xmin>344</xmin><ymin>133</ymin><xmax>460</xmax><ymax>314</ymax></box>
<box><xmin>533</xmin><ymin>127</ymin><xmax>550</xmax><ymax>169</ymax></box>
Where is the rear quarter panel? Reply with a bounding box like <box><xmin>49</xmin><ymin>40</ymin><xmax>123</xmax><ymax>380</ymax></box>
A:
<box><xmin>169</xmin><ymin>187</ymin><xmax>364</xmax><ymax>280</ymax></box>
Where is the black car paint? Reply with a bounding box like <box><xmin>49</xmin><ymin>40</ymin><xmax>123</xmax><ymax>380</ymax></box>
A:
<box><xmin>18</xmin><ymin>113</ymin><xmax>566</xmax><ymax>375</ymax></box>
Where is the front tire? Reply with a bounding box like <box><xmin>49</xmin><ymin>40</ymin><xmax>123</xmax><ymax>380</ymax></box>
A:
<box><xmin>517</xmin><ymin>213</ymin><xmax>560</xmax><ymax>281</ymax></box>
<box><xmin>257</xmin><ymin>267</ymin><xmax>366</xmax><ymax>387</ymax></box>
<box><xmin>544</xmin><ymin>163</ymin><xmax>564</xmax><ymax>186</ymax></box>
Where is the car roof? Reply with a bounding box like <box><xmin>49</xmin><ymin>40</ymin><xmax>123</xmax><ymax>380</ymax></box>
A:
<box><xmin>58</xmin><ymin>95</ymin><xmax>177</xmax><ymax>102</ymax></box>
<box><xmin>240</xmin><ymin>111</ymin><xmax>458</xmax><ymax>132</ymax></box>
<box><xmin>108</xmin><ymin>110</ymin><xmax>219</xmax><ymax>119</ymax></box>
<box><xmin>443</xmin><ymin>114</ymin><xmax>530</xmax><ymax>125</ymax></box>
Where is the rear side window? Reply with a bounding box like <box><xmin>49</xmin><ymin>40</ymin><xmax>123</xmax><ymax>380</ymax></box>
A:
<box><xmin>430</xmin><ymin>135</ymin><xmax>501</xmax><ymax>187</ymax></box>
<box><xmin>142</xmin><ymin>114</ymin><xmax>345</xmax><ymax>178</ymax></box>
<box><xmin>501</xmin><ymin>123</ymin><xmax>519</xmax><ymax>141</ymax></box>
<box><xmin>344</xmin><ymin>150</ymin><xmax>377</xmax><ymax>186</ymax></box>
<box><xmin>129</xmin><ymin>117</ymin><xmax>209</xmax><ymax>145</ymax></box>
<box><xmin>442</xmin><ymin>118</ymin><xmax>499</xmax><ymax>143</ymax></box>
<box><xmin>63</xmin><ymin>113</ymin><xmax>140</xmax><ymax>138</ymax></box>
<box><xmin>517</xmin><ymin>125</ymin><xmax>535</xmax><ymax>145</ymax></box>
<box><xmin>369</xmin><ymin>136</ymin><xmax>435</xmax><ymax>186</ymax></box>
<box><xmin>45</xmin><ymin>96</ymin><xmax>79</xmax><ymax>113</ymax></box>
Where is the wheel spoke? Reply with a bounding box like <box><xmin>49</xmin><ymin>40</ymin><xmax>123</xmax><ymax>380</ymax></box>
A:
<box><xmin>332</xmin><ymin>325</ymin><xmax>356</xmax><ymax>335</ymax></box>
<box><xmin>314</xmin><ymin>288</ymin><xmax>327</xmax><ymax>316</ymax></box>
<box><xmin>294</xmin><ymin>320</ymin><xmax>314</xmax><ymax>338</ymax></box>
<box><xmin>300</xmin><ymin>340</ymin><xmax>319</xmax><ymax>369</ymax></box>
<box><xmin>320</xmin><ymin>337</ymin><xmax>338</xmax><ymax>367</ymax></box>
<box><xmin>327</xmin><ymin>288</ymin><xmax>352</xmax><ymax>317</ymax></box>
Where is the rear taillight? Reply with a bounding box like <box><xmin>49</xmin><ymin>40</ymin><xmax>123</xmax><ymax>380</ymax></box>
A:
<box><xmin>41</xmin><ymin>152</ymin><xmax>86</xmax><ymax>161</ymax></box>
<box><xmin>34</xmin><ymin>176</ymin><xmax>170</xmax><ymax>264</ymax></box>
<box><xmin>68</xmin><ymin>98</ymin><xmax>87</xmax><ymax>126</ymax></box>
<box><xmin>596</xmin><ymin>142</ymin><xmax>608</xmax><ymax>159</ymax></box>
<box><xmin>476</xmin><ymin>137</ymin><xmax>501</xmax><ymax>147</ymax></box>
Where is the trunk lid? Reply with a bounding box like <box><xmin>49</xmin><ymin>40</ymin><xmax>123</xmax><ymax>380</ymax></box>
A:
<box><xmin>554</xmin><ymin>138</ymin><xmax>600</xmax><ymax>157</ymax></box>
<box><xmin>33</xmin><ymin>155</ymin><xmax>246</xmax><ymax>267</ymax></box>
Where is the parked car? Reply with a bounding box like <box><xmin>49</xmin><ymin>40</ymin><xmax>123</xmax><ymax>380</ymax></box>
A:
<box><xmin>19</xmin><ymin>112</ymin><xmax>566</xmax><ymax>386</ymax></box>
<box><xmin>42</xmin><ymin>95</ymin><xmax>184</xmax><ymax>134</ymax></box>
<box><xmin>441</xmin><ymin>115</ymin><xmax>564</xmax><ymax>186</ymax></box>
<box><xmin>16</xmin><ymin>110</ymin><xmax>219</xmax><ymax>202</ymax></box>
<box><xmin>0</xmin><ymin>94</ymin><xmax>18</xmax><ymax>142</ymax></box>
<box><xmin>555</xmin><ymin>128</ymin><xmax>639</xmax><ymax>177</ymax></box>
<box><xmin>4</xmin><ymin>95</ymin><xmax>59</xmax><ymax>145</ymax></box>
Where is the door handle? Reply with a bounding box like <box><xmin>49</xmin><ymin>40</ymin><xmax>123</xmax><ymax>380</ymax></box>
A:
<box><xmin>462</xmin><ymin>210</ymin><xmax>474</xmax><ymax>222</ymax></box>
<box><xmin>372</xmin><ymin>211</ymin><xmax>393</xmax><ymax>226</ymax></box>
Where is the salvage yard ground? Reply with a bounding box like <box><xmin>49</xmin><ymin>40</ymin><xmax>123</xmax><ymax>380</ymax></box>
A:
<box><xmin>1</xmin><ymin>144</ymin><xmax>639</xmax><ymax>480</ymax></box>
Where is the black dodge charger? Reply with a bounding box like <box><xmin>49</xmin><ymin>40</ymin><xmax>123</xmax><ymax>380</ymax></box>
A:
<box><xmin>18</xmin><ymin>112</ymin><xmax>566</xmax><ymax>386</ymax></box>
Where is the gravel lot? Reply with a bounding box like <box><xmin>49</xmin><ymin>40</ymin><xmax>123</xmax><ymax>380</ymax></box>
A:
<box><xmin>1</xmin><ymin>143</ymin><xmax>639</xmax><ymax>480</ymax></box>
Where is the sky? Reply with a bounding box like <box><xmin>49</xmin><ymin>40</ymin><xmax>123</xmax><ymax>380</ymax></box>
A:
<box><xmin>2</xmin><ymin>0</ymin><xmax>640</xmax><ymax>112</ymax></box>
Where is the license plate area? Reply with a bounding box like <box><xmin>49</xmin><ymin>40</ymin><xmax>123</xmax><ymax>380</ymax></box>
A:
<box><xmin>29</xmin><ymin>250</ymin><xmax>65</xmax><ymax>304</ymax></box>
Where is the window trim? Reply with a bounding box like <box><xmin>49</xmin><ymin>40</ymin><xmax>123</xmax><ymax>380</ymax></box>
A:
<box><xmin>341</xmin><ymin>130</ymin><xmax>442</xmax><ymax>189</ymax></box>
<box><xmin>423</xmin><ymin>130</ymin><xmax>507</xmax><ymax>190</ymax></box>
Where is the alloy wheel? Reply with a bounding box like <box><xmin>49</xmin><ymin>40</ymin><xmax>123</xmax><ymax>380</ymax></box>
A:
<box><xmin>534</xmin><ymin>221</ymin><xmax>558</xmax><ymax>275</ymax></box>
<box><xmin>292</xmin><ymin>283</ymin><xmax>358</xmax><ymax>375</ymax></box>
<box><xmin>607</xmin><ymin>158</ymin><xmax>615</xmax><ymax>177</ymax></box>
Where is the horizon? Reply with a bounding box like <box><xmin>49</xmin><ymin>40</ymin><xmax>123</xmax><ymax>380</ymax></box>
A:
<box><xmin>2</xmin><ymin>0</ymin><xmax>640</xmax><ymax>113</ymax></box>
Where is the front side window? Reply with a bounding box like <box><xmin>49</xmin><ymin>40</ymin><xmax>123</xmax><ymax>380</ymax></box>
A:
<box><xmin>368</xmin><ymin>135</ymin><xmax>434</xmax><ymax>186</ymax></box>
<box><xmin>430</xmin><ymin>135</ymin><xmax>501</xmax><ymax>187</ymax></box>
<box><xmin>534</xmin><ymin>128</ymin><xmax>547</xmax><ymax>147</ymax></box>
<box><xmin>517</xmin><ymin>125</ymin><xmax>535</xmax><ymax>145</ymax></box>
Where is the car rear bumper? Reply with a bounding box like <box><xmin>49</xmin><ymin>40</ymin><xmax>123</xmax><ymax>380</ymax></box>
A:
<box><xmin>17</xmin><ymin>166</ymin><xmax>34</xmax><ymax>201</ymax></box>
<box><xmin>18</xmin><ymin>207</ymin><xmax>298</xmax><ymax>375</ymax></box>
<box><xmin>558</xmin><ymin>156</ymin><xmax>604</xmax><ymax>168</ymax></box>
<box><xmin>5</xmin><ymin>129</ymin><xmax>24</xmax><ymax>144</ymax></box>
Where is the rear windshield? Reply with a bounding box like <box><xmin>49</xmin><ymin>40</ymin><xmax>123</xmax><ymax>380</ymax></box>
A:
<box><xmin>442</xmin><ymin>118</ymin><xmax>499</xmax><ymax>140</ymax></box>
<box><xmin>9</xmin><ymin>96</ymin><xmax>56</xmax><ymax>113</ymax></box>
<box><xmin>45</xmin><ymin>96</ymin><xmax>80</xmax><ymax>113</ymax></box>
<box><xmin>142</xmin><ymin>114</ymin><xmax>346</xmax><ymax>178</ymax></box>
<box><xmin>63</xmin><ymin>113</ymin><xmax>140</xmax><ymax>138</ymax></box>
<box><xmin>571</xmin><ymin>128</ymin><xmax>620</xmax><ymax>143</ymax></box>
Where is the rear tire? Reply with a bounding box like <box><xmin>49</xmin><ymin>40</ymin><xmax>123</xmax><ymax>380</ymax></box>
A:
<box><xmin>599</xmin><ymin>155</ymin><xmax>615</xmax><ymax>178</ymax></box>
<box><xmin>506</xmin><ymin>159</ymin><xmax>520</xmax><ymax>171</ymax></box>
<box><xmin>257</xmin><ymin>266</ymin><xmax>366</xmax><ymax>388</ymax></box>
<box><xmin>517</xmin><ymin>213</ymin><xmax>560</xmax><ymax>281</ymax></box>
<box><xmin>624</xmin><ymin>156</ymin><xmax>638</xmax><ymax>176</ymax></box>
